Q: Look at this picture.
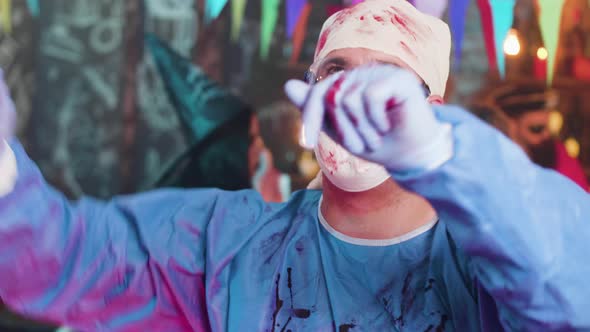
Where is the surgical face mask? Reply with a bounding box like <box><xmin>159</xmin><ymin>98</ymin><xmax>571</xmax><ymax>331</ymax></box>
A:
<box><xmin>314</xmin><ymin>132</ymin><xmax>390</xmax><ymax>192</ymax></box>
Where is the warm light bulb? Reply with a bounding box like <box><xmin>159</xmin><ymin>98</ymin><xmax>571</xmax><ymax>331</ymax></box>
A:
<box><xmin>504</xmin><ymin>29</ymin><xmax>521</xmax><ymax>56</ymax></box>
<box><xmin>548</xmin><ymin>111</ymin><xmax>563</xmax><ymax>135</ymax></box>
<box><xmin>564</xmin><ymin>138</ymin><xmax>581</xmax><ymax>159</ymax></box>
<box><xmin>537</xmin><ymin>47</ymin><xmax>548</xmax><ymax>60</ymax></box>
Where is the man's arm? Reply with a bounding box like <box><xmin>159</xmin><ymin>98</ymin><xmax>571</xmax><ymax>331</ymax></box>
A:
<box><xmin>394</xmin><ymin>106</ymin><xmax>590</xmax><ymax>330</ymax></box>
<box><xmin>0</xmin><ymin>140</ymin><xmax>258</xmax><ymax>331</ymax></box>
<box><xmin>286</xmin><ymin>65</ymin><xmax>590</xmax><ymax>330</ymax></box>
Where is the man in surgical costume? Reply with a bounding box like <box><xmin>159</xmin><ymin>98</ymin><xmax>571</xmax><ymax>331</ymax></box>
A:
<box><xmin>0</xmin><ymin>1</ymin><xmax>589</xmax><ymax>331</ymax></box>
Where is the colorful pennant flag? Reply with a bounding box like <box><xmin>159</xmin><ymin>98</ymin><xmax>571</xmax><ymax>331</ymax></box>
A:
<box><xmin>290</xmin><ymin>3</ymin><xmax>312</xmax><ymax>64</ymax></box>
<box><xmin>286</xmin><ymin>0</ymin><xmax>307</xmax><ymax>38</ymax></box>
<box><xmin>26</xmin><ymin>0</ymin><xmax>39</xmax><ymax>17</ymax></box>
<box><xmin>231</xmin><ymin>0</ymin><xmax>247</xmax><ymax>41</ymax></box>
<box><xmin>477</xmin><ymin>0</ymin><xmax>497</xmax><ymax>72</ymax></box>
<box><xmin>449</xmin><ymin>0</ymin><xmax>469</xmax><ymax>66</ymax></box>
<box><xmin>537</xmin><ymin>0</ymin><xmax>565</xmax><ymax>84</ymax></box>
<box><xmin>0</xmin><ymin>0</ymin><xmax>10</xmax><ymax>34</ymax></box>
<box><xmin>413</xmin><ymin>0</ymin><xmax>447</xmax><ymax>18</ymax></box>
<box><xmin>490</xmin><ymin>0</ymin><xmax>515</xmax><ymax>78</ymax></box>
<box><xmin>205</xmin><ymin>0</ymin><xmax>229</xmax><ymax>24</ymax></box>
<box><xmin>260</xmin><ymin>0</ymin><xmax>281</xmax><ymax>59</ymax></box>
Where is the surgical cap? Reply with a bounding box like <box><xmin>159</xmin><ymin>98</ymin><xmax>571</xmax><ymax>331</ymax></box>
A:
<box><xmin>311</xmin><ymin>0</ymin><xmax>451</xmax><ymax>97</ymax></box>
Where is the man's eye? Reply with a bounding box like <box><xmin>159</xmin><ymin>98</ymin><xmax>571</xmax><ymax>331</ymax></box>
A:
<box><xmin>326</xmin><ymin>66</ymin><xmax>344</xmax><ymax>75</ymax></box>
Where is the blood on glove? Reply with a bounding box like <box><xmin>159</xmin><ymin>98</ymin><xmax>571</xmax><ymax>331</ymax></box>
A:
<box><xmin>285</xmin><ymin>64</ymin><xmax>454</xmax><ymax>175</ymax></box>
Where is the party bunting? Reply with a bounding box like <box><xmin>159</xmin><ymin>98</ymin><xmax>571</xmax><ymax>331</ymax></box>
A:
<box><xmin>231</xmin><ymin>0</ymin><xmax>247</xmax><ymax>41</ymax></box>
<box><xmin>260</xmin><ymin>0</ymin><xmax>281</xmax><ymax>60</ymax></box>
<box><xmin>449</xmin><ymin>0</ymin><xmax>469</xmax><ymax>66</ymax></box>
<box><xmin>205</xmin><ymin>0</ymin><xmax>229</xmax><ymax>24</ymax></box>
<box><xmin>286</xmin><ymin>0</ymin><xmax>307</xmax><ymax>38</ymax></box>
<box><xmin>26</xmin><ymin>0</ymin><xmax>39</xmax><ymax>17</ymax></box>
<box><xmin>477</xmin><ymin>0</ymin><xmax>497</xmax><ymax>72</ymax></box>
<box><xmin>413</xmin><ymin>0</ymin><xmax>447</xmax><ymax>18</ymax></box>
<box><xmin>537</xmin><ymin>0</ymin><xmax>565</xmax><ymax>84</ymax></box>
<box><xmin>289</xmin><ymin>3</ymin><xmax>312</xmax><ymax>64</ymax></box>
<box><xmin>490</xmin><ymin>0</ymin><xmax>515</xmax><ymax>78</ymax></box>
<box><xmin>0</xmin><ymin>0</ymin><xmax>10</xmax><ymax>34</ymax></box>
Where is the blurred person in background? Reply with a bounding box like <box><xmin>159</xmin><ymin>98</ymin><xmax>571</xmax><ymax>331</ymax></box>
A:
<box><xmin>481</xmin><ymin>84</ymin><xmax>588</xmax><ymax>190</ymax></box>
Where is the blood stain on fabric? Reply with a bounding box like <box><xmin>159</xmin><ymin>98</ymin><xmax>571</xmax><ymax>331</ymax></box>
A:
<box><xmin>315</xmin><ymin>8</ymin><xmax>354</xmax><ymax>56</ymax></box>
<box><xmin>381</xmin><ymin>7</ymin><xmax>419</xmax><ymax>39</ymax></box>
<box><xmin>315</xmin><ymin>29</ymin><xmax>331</xmax><ymax>56</ymax></box>
<box><xmin>318</xmin><ymin>145</ymin><xmax>338</xmax><ymax>174</ymax></box>
<box><xmin>287</xmin><ymin>268</ymin><xmax>312</xmax><ymax>319</ymax></box>
<box><xmin>334</xmin><ymin>9</ymin><xmax>354</xmax><ymax>25</ymax></box>
<box><xmin>400</xmin><ymin>41</ymin><xmax>417</xmax><ymax>59</ymax></box>
<box><xmin>293</xmin><ymin>309</ymin><xmax>311</xmax><ymax>318</ymax></box>
<box><xmin>271</xmin><ymin>274</ymin><xmax>284</xmax><ymax>332</ymax></box>
<box><xmin>280</xmin><ymin>317</ymin><xmax>292</xmax><ymax>332</ymax></box>
<box><xmin>385</xmin><ymin>97</ymin><xmax>399</xmax><ymax>111</ymax></box>
<box><xmin>373</xmin><ymin>15</ymin><xmax>385</xmax><ymax>23</ymax></box>
<box><xmin>339</xmin><ymin>323</ymin><xmax>356</xmax><ymax>332</ymax></box>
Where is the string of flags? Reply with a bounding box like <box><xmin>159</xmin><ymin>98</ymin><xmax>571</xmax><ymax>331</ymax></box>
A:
<box><xmin>209</xmin><ymin>0</ymin><xmax>567</xmax><ymax>84</ymax></box>
<box><xmin>0</xmin><ymin>0</ymin><xmax>569</xmax><ymax>84</ymax></box>
<box><xmin>0</xmin><ymin>0</ymin><xmax>38</xmax><ymax>35</ymax></box>
<box><xmin>537</xmin><ymin>0</ymin><xmax>565</xmax><ymax>84</ymax></box>
<box><xmin>0</xmin><ymin>0</ymin><xmax>11</xmax><ymax>34</ymax></box>
<box><xmin>203</xmin><ymin>0</ymin><xmax>568</xmax><ymax>84</ymax></box>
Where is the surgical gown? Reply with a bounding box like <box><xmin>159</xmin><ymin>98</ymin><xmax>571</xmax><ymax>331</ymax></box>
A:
<box><xmin>0</xmin><ymin>106</ymin><xmax>588</xmax><ymax>331</ymax></box>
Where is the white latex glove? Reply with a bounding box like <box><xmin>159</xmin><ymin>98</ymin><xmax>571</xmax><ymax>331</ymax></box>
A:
<box><xmin>0</xmin><ymin>69</ymin><xmax>17</xmax><ymax>196</ymax></box>
<box><xmin>285</xmin><ymin>64</ymin><xmax>453</xmax><ymax>173</ymax></box>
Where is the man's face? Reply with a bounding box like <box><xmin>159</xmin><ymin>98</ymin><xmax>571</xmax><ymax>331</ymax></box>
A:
<box><xmin>317</xmin><ymin>48</ymin><xmax>415</xmax><ymax>78</ymax></box>
<box><xmin>305</xmin><ymin>47</ymin><xmax>443</xmax><ymax>192</ymax></box>
<box><xmin>309</xmin><ymin>48</ymin><xmax>439</xmax><ymax>103</ymax></box>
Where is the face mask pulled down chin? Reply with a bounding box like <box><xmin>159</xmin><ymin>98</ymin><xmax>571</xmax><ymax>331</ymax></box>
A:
<box><xmin>314</xmin><ymin>132</ymin><xmax>391</xmax><ymax>192</ymax></box>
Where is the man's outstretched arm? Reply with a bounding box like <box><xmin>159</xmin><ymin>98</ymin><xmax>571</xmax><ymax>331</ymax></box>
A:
<box><xmin>286</xmin><ymin>64</ymin><xmax>590</xmax><ymax>330</ymax></box>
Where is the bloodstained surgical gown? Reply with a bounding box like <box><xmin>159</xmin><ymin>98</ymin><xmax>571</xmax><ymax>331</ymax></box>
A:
<box><xmin>0</xmin><ymin>106</ymin><xmax>588</xmax><ymax>331</ymax></box>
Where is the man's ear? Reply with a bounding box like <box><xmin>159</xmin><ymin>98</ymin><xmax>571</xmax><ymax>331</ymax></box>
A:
<box><xmin>427</xmin><ymin>95</ymin><xmax>444</xmax><ymax>105</ymax></box>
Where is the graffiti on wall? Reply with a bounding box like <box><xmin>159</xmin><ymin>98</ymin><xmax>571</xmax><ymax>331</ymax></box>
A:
<box><xmin>28</xmin><ymin>0</ymin><xmax>125</xmax><ymax>198</ymax></box>
<box><xmin>17</xmin><ymin>0</ymin><xmax>203</xmax><ymax>198</ymax></box>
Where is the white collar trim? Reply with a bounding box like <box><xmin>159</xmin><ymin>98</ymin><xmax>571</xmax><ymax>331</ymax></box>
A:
<box><xmin>317</xmin><ymin>196</ymin><xmax>438</xmax><ymax>247</ymax></box>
